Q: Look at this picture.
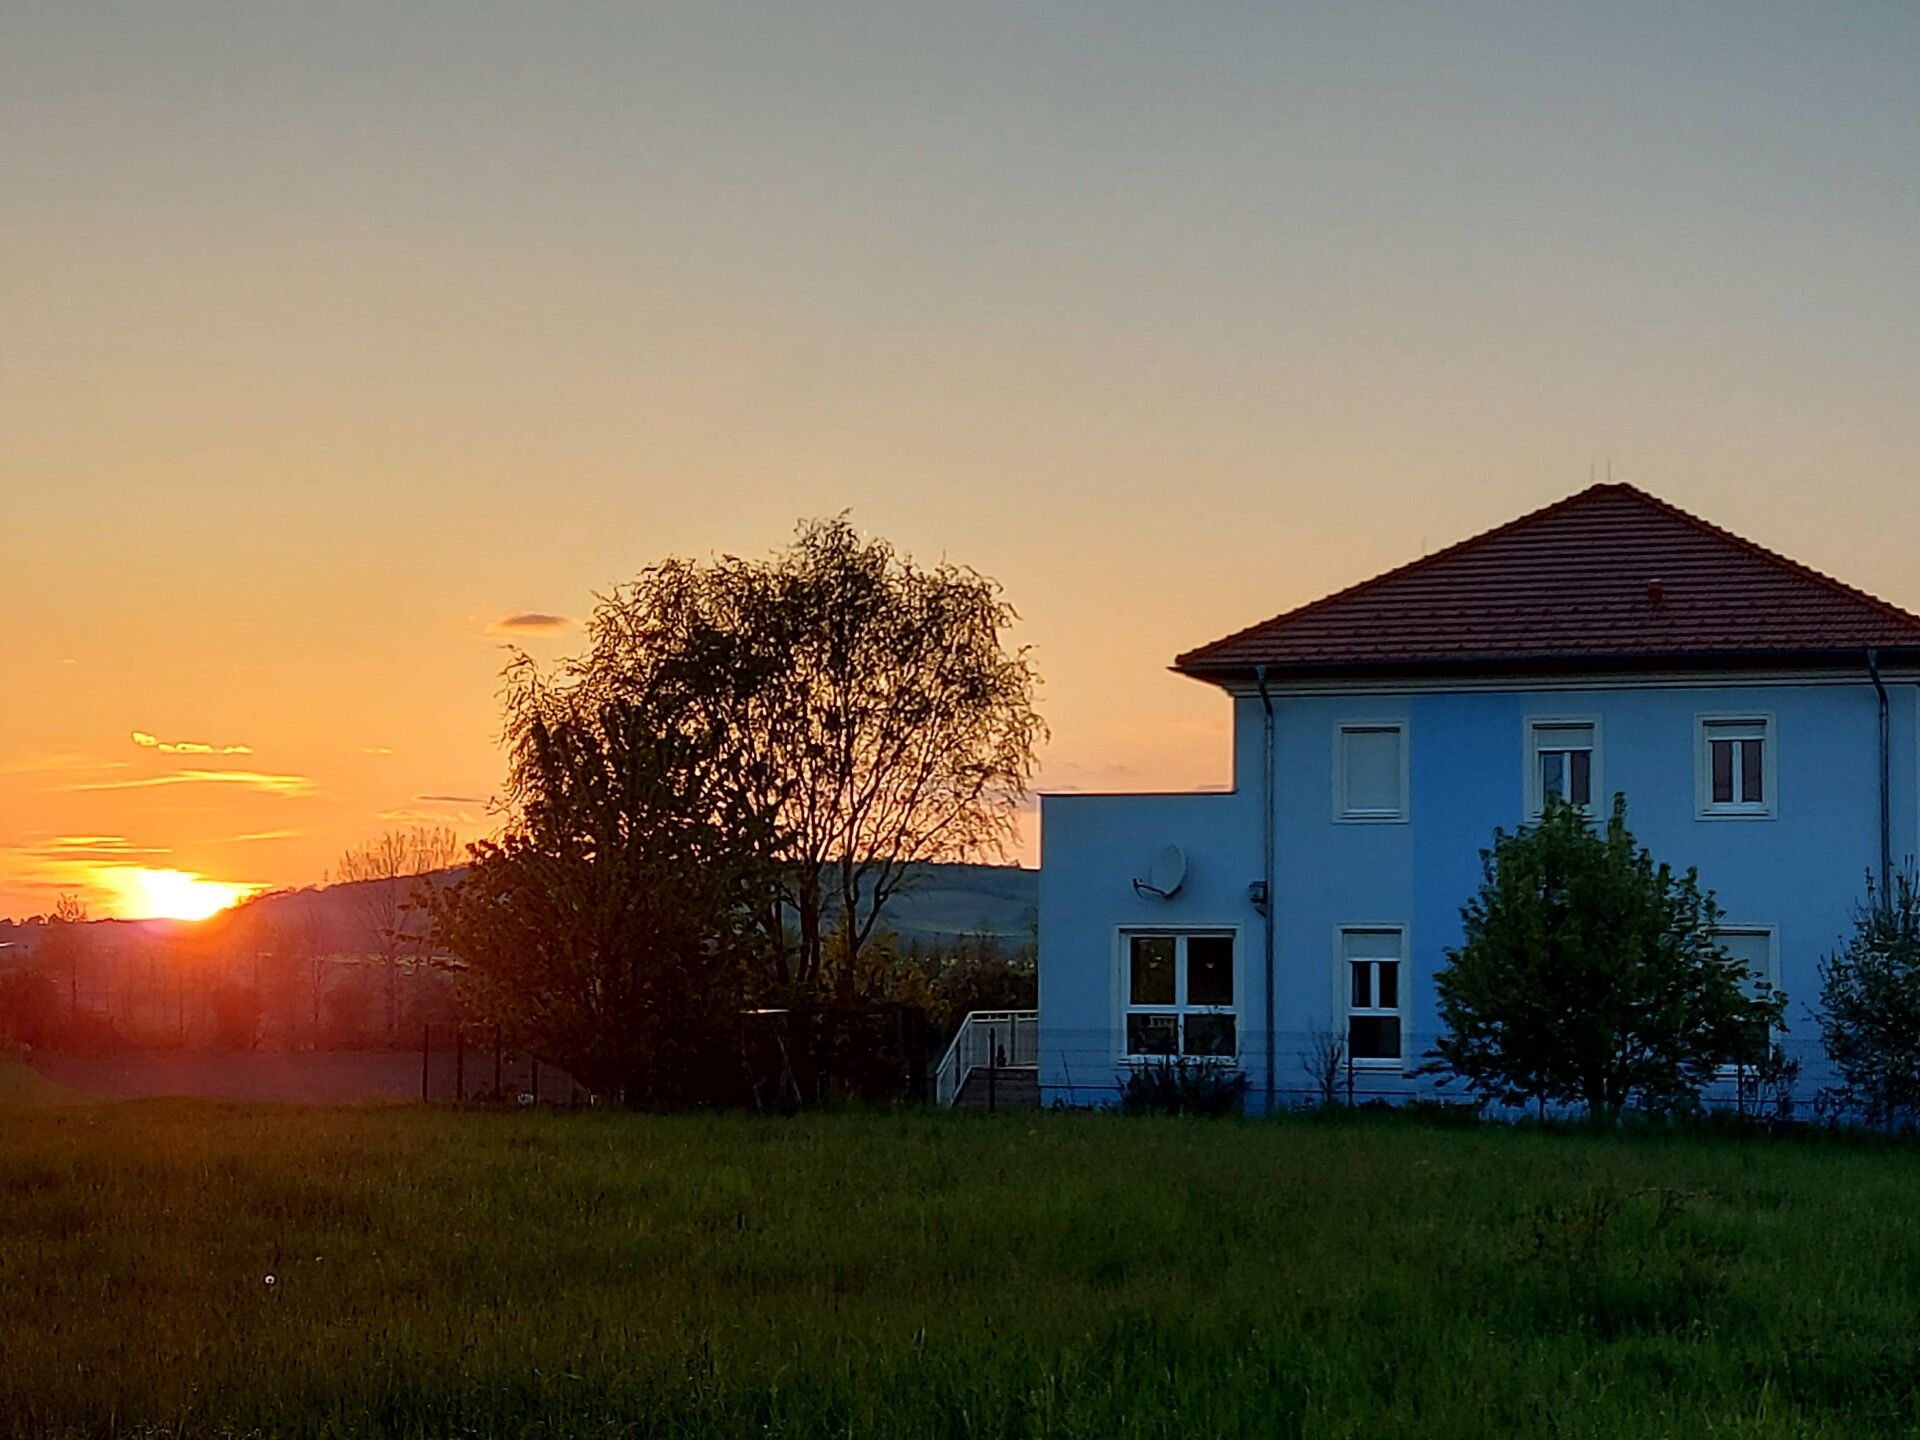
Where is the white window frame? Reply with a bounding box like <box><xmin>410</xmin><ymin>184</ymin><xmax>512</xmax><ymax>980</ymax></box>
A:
<box><xmin>1696</xmin><ymin>713</ymin><xmax>1776</xmax><ymax>820</ymax></box>
<box><xmin>1333</xmin><ymin>720</ymin><xmax>1410</xmax><ymax>823</ymax></box>
<box><xmin>1712</xmin><ymin>923</ymin><xmax>1779</xmax><ymax>1077</ymax></box>
<box><xmin>1116</xmin><ymin>928</ymin><xmax>1242</xmax><ymax>1064</ymax></box>
<box><xmin>1525</xmin><ymin>715</ymin><xmax>1602</xmax><ymax>818</ymax></box>
<box><xmin>1336</xmin><ymin>924</ymin><xmax>1408</xmax><ymax>1071</ymax></box>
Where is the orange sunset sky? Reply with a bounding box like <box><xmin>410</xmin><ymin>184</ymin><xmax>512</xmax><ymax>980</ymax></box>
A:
<box><xmin>5</xmin><ymin>5</ymin><xmax>1920</xmax><ymax>919</ymax></box>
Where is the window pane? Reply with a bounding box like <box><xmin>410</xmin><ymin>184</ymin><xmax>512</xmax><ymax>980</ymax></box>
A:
<box><xmin>1711</xmin><ymin>739</ymin><xmax>1734</xmax><ymax>804</ymax></box>
<box><xmin>1187</xmin><ymin>936</ymin><xmax>1234</xmax><ymax>1006</ymax></box>
<box><xmin>1343</xmin><ymin>728</ymin><xmax>1402</xmax><ymax>814</ymax></box>
<box><xmin>1741</xmin><ymin>739</ymin><xmax>1764</xmax><ymax>803</ymax></box>
<box><xmin>1183</xmin><ymin>1013</ymin><xmax>1237</xmax><ymax>1058</ymax></box>
<box><xmin>1127</xmin><ymin>1013</ymin><xmax>1177</xmax><ymax>1055</ymax></box>
<box><xmin>1129</xmin><ymin>936</ymin><xmax>1175</xmax><ymax>1005</ymax></box>
<box><xmin>1568</xmin><ymin>749</ymin><xmax>1591</xmax><ymax>806</ymax></box>
<box><xmin>1540</xmin><ymin>750</ymin><xmax>1565</xmax><ymax>801</ymax></box>
<box><xmin>1376</xmin><ymin>960</ymin><xmax>1399</xmax><ymax>1010</ymax></box>
<box><xmin>1717</xmin><ymin>930</ymin><xmax>1771</xmax><ymax>993</ymax></box>
<box><xmin>1349</xmin><ymin>1015</ymin><xmax>1402</xmax><ymax>1062</ymax></box>
<box><xmin>1350</xmin><ymin>960</ymin><xmax>1371</xmax><ymax>1009</ymax></box>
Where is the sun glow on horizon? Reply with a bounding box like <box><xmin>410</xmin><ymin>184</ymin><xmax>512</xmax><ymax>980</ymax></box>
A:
<box><xmin>104</xmin><ymin>867</ymin><xmax>255</xmax><ymax>921</ymax></box>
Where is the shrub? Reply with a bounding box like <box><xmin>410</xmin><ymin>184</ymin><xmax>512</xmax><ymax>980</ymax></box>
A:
<box><xmin>209</xmin><ymin>983</ymin><xmax>262</xmax><ymax>1051</ymax></box>
<box><xmin>1119</xmin><ymin>1058</ymin><xmax>1250</xmax><ymax>1117</ymax></box>
<box><xmin>321</xmin><ymin>971</ymin><xmax>382</xmax><ymax>1047</ymax></box>
<box><xmin>0</xmin><ymin>969</ymin><xmax>60</xmax><ymax>1048</ymax></box>
<box><xmin>1431</xmin><ymin>795</ymin><xmax>1783</xmax><ymax>1118</ymax></box>
<box><xmin>1817</xmin><ymin>871</ymin><xmax>1920</xmax><ymax>1128</ymax></box>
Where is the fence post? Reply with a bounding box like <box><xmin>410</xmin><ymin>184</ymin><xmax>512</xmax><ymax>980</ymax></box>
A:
<box><xmin>531</xmin><ymin>1058</ymin><xmax>540</xmax><ymax>1105</ymax></box>
<box><xmin>493</xmin><ymin>1026</ymin><xmax>503</xmax><ymax>1098</ymax></box>
<box><xmin>421</xmin><ymin>1023</ymin><xmax>430</xmax><ymax>1102</ymax></box>
<box><xmin>454</xmin><ymin>1029</ymin><xmax>464</xmax><ymax>1102</ymax></box>
<box><xmin>987</xmin><ymin>1025</ymin><xmax>998</xmax><ymax>1114</ymax></box>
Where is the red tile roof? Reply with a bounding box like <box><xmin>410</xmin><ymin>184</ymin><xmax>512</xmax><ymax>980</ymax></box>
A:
<box><xmin>1175</xmin><ymin>483</ymin><xmax>1920</xmax><ymax>680</ymax></box>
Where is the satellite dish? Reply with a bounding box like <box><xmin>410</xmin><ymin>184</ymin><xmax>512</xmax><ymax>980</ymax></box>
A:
<box><xmin>1133</xmin><ymin>844</ymin><xmax>1187</xmax><ymax>900</ymax></box>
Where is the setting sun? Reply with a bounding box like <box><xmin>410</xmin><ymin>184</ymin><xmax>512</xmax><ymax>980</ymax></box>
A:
<box><xmin>104</xmin><ymin>867</ymin><xmax>254</xmax><ymax>922</ymax></box>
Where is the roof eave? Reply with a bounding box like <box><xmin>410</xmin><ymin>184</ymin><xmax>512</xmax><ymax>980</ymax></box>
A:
<box><xmin>1173</xmin><ymin>645</ymin><xmax>1920</xmax><ymax>689</ymax></box>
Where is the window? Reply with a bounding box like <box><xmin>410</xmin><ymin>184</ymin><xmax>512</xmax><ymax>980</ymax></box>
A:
<box><xmin>1698</xmin><ymin>716</ymin><xmax>1773</xmax><ymax>818</ymax></box>
<box><xmin>1527</xmin><ymin>719</ymin><xmax>1599</xmax><ymax>815</ymax></box>
<box><xmin>1122</xmin><ymin>933</ymin><xmax>1237</xmax><ymax>1059</ymax></box>
<box><xmin>1336</xmin><ymin>723</ymin><xmax>1408</xmax><ymax>821</ymax></box>
<box><xmin>1714</xmin><ymin>926</ymin><xmax>1777</xmax><ymax>1070</ymax></box>
<box><xmin>1341</xmin><ymin>927</ymin><xmax>1405</xmax><ymax>1066</ymax></box>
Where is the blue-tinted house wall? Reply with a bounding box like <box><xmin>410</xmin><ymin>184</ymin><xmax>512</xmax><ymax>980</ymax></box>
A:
<box><xmin>1037</xmin><ymin>674</ymin><xmax>1918</xmax><ymax>1111</ymax></box>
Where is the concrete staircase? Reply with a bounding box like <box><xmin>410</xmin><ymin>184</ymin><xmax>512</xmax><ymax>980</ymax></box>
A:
<box><xmin>952</xmin><ymin>1065</ymin><xmax>1039</xmax><ymax>1111</ymax></box>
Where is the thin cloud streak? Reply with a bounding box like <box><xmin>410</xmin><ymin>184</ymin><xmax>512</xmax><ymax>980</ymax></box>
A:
<box><xmin>65</xmin><ymin>769</ymin><xmax>316</xmax><ymax>797</ymax></box>
<box><xmin>1</xmin><ymin>752</ymin><xmax>130</xmax><ymax>777</ymax></box>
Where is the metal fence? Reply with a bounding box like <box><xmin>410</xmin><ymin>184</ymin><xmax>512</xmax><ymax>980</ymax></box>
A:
<box><xmin>935</xmin><ymin>1009</ymin><xmax>1038</xmax><ymax>1106</ymax></box>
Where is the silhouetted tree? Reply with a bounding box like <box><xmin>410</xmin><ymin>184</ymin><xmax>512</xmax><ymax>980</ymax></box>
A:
<box><xmin>36</xmin><ymin>894</ymin><xmax>90</xmax><ymax>1017</ymax></box>
<box><xmin>333</xmin><ymin>827</ymin><xmax>459</xmax><ymax>1041</ymax></box>
<box><xmin>515</xmin><ymin>516</ymin><xmax>1043</xmax><ymax>999</ymax></box>
<box><xmin>427</xmin><ymin>694</ymin><xmax>778</xmax><ymax>1106</ymax></box>
<box><xmin>1431</xmin><ymin>796</ymin><xmax>1782</xmax><ymax>1118</ymax></box>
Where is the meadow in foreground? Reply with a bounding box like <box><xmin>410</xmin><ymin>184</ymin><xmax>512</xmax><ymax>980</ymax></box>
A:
<box><xmin>2</xmin><ymin>1095</ymin><xmax>1919</xmax><ymax>1438</ymax></box>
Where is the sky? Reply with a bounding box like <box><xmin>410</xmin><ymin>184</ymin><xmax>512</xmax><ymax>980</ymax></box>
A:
<box><xmin>4</xmin><ymin>3</ymin><xmax>1920</xmax><ymax>918</ymax></box>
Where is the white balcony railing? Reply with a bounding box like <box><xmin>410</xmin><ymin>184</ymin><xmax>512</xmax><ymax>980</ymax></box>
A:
<box><xmin>934</xmin><ymin>1009</ymin><xmax>1038</xmax><ymax>1106</ymax></box>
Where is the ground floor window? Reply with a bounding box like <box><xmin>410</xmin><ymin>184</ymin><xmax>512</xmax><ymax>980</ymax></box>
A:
<box><xmin>1122</xmin><ymin>932</ymin><xmax>1237</xmax><ymax>1059</ymax></box>
<box><xmin>1714</xmin><ymin>926</ymin><xmax>1777</xmax><ymax>1070</ymax></box>
<box><xmin>1341</xmin><ymin>927</ymin><xmax>1405</xmax><ymax>1066</ymax></box>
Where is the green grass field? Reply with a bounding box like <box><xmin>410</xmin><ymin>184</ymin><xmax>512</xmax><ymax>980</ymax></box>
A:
<box><xmin>3</xmin><ymin>1102</ymin><xmax>1919</xmax><ymax>1438</ymax></box>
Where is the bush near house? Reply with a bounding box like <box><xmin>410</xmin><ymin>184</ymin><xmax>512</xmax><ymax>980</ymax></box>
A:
<box><xmin>1119</xmin><ymin>1057</ymin><xmax>1251</xmax><ymax>1116</ymax></box>
<box><xmin>1818</xmin><ymin>870</ymin><xmax>1920</xmax><ymax>1128</ymax></box>
<box><xmin>1431</xmin><ymin>795</ymin><xmax>1784</xmax><ymax>1118</ymax></box>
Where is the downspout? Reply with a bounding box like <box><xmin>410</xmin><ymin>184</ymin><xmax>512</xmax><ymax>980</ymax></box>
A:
<box><xmin>1255</xmin><ymin>665</ymin><xmax>1277</xmax><ymax>1116</ymax></box>
<box><xmin>1869</xmin><ymin>649</ymin><xmax>1891</xmax><ymax>900</ymax></box>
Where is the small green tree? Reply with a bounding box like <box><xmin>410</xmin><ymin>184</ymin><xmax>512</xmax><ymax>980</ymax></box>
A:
<box><xmin>1432</xmin><ymin>795</ymin><xmax>1783</xmax><ymax>1118</ymax></box>
<box><xmin>1817</xmin><ymin>871</ymin><xmax>1920</xmax><ymax>1128</ymax></box>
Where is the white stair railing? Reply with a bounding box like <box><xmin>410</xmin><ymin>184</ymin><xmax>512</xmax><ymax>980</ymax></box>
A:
<box><xmin>934</xmin><ymin>1009</ymin><xmax>1038</xmax><ymax>1106</ymax></box>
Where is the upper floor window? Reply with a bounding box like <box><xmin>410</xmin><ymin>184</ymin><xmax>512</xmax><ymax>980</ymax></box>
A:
<box><xmin>1335</xmin><ymin>722</ymin><xmax>1408</xmax><ymax>821</ymax></box>
<box><xmin>1341</xmin><ymin>927</ymin><xmax>1406</xmax><ymax>1067</ymax></box>
<box><xmin>1122</xmin><ymin>932</ymin><xmax>1237</xmax><ymax>1060</ymax></box>
<box><xmin>1698</xmin><ymin>716</ymin><xmax>1774</xmax><ymax>818</ymax></box>
<box><xmin>1527</xmin><ymin>718</ymin><xmax>1599</xmax><ymax>816</ymax></box>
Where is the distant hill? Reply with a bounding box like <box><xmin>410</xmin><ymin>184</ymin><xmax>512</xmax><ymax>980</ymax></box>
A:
<box><xmin>857</xmin><ymin>863</ymin><xmax>1037</xmax><ymax>949</ymax></box>
<box><xmin>0</xmin><ymin>862</ymin><xmax>1037</xmax><ymax>959</ymax></box>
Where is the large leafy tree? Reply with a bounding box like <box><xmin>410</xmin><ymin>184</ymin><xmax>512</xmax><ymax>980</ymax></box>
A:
<box><xmin>1432</xmin><ymin>796</ymin><xmax>1782</xmax><ymax>1118</ymax></box>
<box><xmin>529</xmin><ymin>516</ymin><xmax>1043</xmax><ymax>998</ymax></box>
<box><xmin>1817</xmin><ymin>871</ymin><xmax>1920</xmax><ymax>1128</ymax></box>
<box><xmin>427</xmin><ymin>691</ymin><xmax>777</xmax><ymax>1106</ymax></box>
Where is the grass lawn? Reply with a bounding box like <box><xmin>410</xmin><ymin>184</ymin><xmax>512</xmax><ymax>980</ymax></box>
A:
<box><xmin>3</xmin><ymin>1105</ymin><xmax>1919</xmax><ymax>1438</ymax></box>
